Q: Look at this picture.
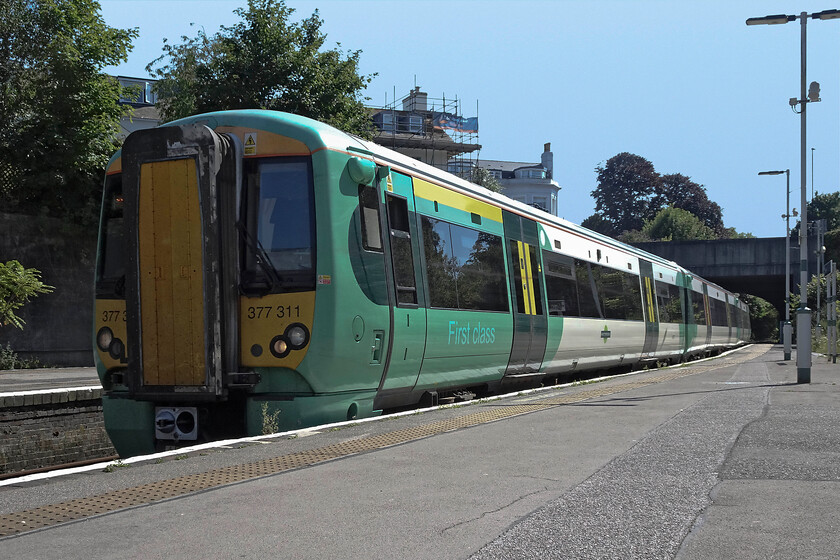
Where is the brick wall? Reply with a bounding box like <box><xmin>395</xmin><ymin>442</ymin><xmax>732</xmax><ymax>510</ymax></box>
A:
<box><xmin>0</xmin><ymin>391</ymin><xmax>116</xmax><ymax>475</ymax></box>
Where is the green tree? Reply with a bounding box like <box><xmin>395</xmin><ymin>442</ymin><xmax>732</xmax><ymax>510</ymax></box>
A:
<box><xmin>718</xmin><ymin>227</ymin><xmax>755</xmax><ymax>239</ymax></box>
<box><xmin>148</xmin><ymin>0</ymin><xmax>375</xmax><ymax>138</ymax></box>
<box><xmin>0</xmin><ymin>0</ymin><xmax>137</xmax><ymax>226</ymax></box>
<box><xmin>652</xmin><ymin>173</ymin><xmax>724</xmax><ymax>233</ymax></box>
<box><xmin>0</xmin><ymin>260</ymin><xmax>54</xmax><ymax>329</ymax></box>
<box><xmin>581</xmin><ymin>213</ymin><xmax>614</xmax><ymax>236</ymax></box>
<box><xmin>641</xmin><ymin>207</ymin><xmax>717</xmax><ymax>241</ymax></box>
<box><xmin>741</xmin><ymin>294</ymin><xmax>778</xmax><ymax>342</ymax></box>
<box><xmin>472</xmin><ymin>167</ymin><xmax>502</xmax><ymax>193</ymax></box>
<box><xmin>591</xmin><ymin>153</ymin><xmax>661</xmax><ymax>236</ymax></box>
<box><xmin>793</xmin><ymin>191</ymin><xmax>840</xmax><ymax>265</ymax></box>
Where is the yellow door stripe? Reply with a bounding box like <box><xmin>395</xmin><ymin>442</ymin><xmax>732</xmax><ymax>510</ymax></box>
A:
<box><xmin>523</xmin><ymin>243</ymin><xmax>537</xmax><ymax>315</ymax></box>
<box><xmin>516</xmin><ymin>241</ymin><xmax>530</xmax><ymax>314</ymax></box>
<box><xmin>645</xmin><ymin>277</ymin><xmax>656</xmax><ymax>323</ymax></box>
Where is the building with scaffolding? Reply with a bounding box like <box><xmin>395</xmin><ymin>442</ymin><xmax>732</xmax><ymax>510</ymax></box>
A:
<box><xmin>369</xmin><ymin>87</ymin><xmax>481</xmax><ymax>178</ymax></box>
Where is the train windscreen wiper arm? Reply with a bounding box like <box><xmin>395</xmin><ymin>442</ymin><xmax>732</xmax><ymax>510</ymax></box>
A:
<box><xmin>235</xmin><ymin>221</ymin><xmax>282</xmax><ymax>292</ymax></box>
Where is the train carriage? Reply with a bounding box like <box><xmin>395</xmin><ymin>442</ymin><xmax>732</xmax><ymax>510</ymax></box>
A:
<box><xmin>94</xmin><ymin>110</ymin><xmax>750</xmax><ymax>457</ymax></box>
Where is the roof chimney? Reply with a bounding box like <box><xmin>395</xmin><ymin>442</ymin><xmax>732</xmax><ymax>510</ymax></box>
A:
<box><xmin>541</xmin><ymin>142</ymin><xmax>553</xmax><ymax>179</ymax></box>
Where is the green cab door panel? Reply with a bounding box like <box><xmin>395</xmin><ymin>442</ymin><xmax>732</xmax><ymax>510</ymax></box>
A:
<box><xmin>378</xmin><ymin>171</ymin><xmax>428</xmax><ymax>391</ymax></box>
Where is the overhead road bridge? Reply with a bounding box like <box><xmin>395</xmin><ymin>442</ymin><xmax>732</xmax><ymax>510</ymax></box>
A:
<box><xmin>631</xmin><ymin>236</ymin><xmax>820</xmax><ymax>317</ymax></box>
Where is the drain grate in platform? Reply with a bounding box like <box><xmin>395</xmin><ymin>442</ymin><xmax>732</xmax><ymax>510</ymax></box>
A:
<box><xmin>0</xmin><ymin>347</ymin><xmax>763</xmax><ymax>538</ymax></box>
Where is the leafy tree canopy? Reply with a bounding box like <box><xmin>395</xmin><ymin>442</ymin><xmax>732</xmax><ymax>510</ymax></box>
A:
<box><xmin>0</xmin><ymin>260</ymin><xmax>53</xmax><ymax>329</ymax></box>
<box><xmin>641</xmin><ymin>207</ymin><xmax>717</xmax><ymax>241</ymax></box>
<box><xmin>147</xmin><ymin>0</ymin><xmax>375</xmax><ymax>138</ymax></box>
<box><xmin>581</xmin><ymin>213</ymin><xmax>614</xmax><ymax>236</ymax></box>
<box><xmin>808</xmin><ymin>191</ymin><xmax>840</xmax><ymax>232</ymax></box>
<box><xmin>741</xmin><ymin>293</ymin><xmax>778</xmax><ymax>342</ymax></box>
<box><xmin>472</xmin><ymin>167</ymin><xmax>502</xmax><ymax>193</ymax></box>
<box><xmin>592</xmin><ymin>152</ymin><xmax>660</xmax><ymax>236</ymax></box>
<box><xmin>790</xmin><ymin>191</ymin><xmax>840</xmax><ymax>264</ymax></box>
<box><xmin>652</xmin><ymin>173</ymin><xmax>723</xmax><ymax>233</ymax></box>
<box><xmin>0</xmin><ymin>0</ymin><xmax>136</xmax><ymax>226</ymax></box>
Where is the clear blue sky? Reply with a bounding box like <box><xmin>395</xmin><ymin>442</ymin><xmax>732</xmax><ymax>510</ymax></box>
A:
<box><xmin>100</xmin><ymin>0</ymin><xmax>840</xmax><ymax>238</ymax></box>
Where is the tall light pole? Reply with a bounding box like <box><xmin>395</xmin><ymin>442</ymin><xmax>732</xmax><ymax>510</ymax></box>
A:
<box><xmin>747</xmin><ymin>8</ymin><xmax>840</xmax><ymax>383</ymax></box>
<box><xmin>760</xmin><ymin>169</ymin><xmax>792</xmax><ymax>360</ymax></box>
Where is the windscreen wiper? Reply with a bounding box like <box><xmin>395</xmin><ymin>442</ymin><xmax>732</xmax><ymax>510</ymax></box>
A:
<box><xmin>235</xmin><ymin>221</ymin><xmax>282</xmax><ymax>294</ymax></box>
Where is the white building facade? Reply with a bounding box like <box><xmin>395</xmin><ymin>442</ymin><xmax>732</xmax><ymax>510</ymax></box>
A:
<box><xmin>477</xmin><ymin>143</ymin><xmax>561</xmax><ymax>216</ymax></box>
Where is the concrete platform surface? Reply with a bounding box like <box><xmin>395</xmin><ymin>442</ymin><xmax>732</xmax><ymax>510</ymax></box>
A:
<box><xmin>1</xmin><ymin>344</ymin><xmax>838</xmax><ymax>559</ymax></box>
<box><xmin>0</xmin><ymin>367</ymin><xmax>100</xmax><ymax>394</ymax></box>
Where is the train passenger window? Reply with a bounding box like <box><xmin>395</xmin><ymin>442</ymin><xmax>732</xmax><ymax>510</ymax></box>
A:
<box><xmin>96</xmin><ymin>174</ymin><xmax>126</xmax><ymax>297</ymax></box>
<box><xmin>691</xmin><ymin>291</ymin><xmax>707</xmax><ymax>324</ymax></box>
<box><xmin>655</xmin><ymin>281</ymin><xmax>683</xmax><ymax>324</ymax></box>
<box><xmin>543</xmin><ymin>251</ymin><xmax>579</xmax><ymax>317</ymax></box>
<box><xmin>242</xmin><ymin>157</ymin><xmax>315</xmax><ymax>292</ymax></box>
<box><xmin>421</xmin><ymin>216</ymin><xmax>507</xmax><ymax>312</ymax></box>
<box><xmin>591</xmin><ymin>264</ymin><xmax>642</xmax><ymax>321</ymax></box>
<box><xmin>386</xmin><ymin>194</ymin><xmax>417</xmax><ymax>305</ymax></box>
<box><xmin>422</xmin><ymin>217</ymin><xmax>457</xmax><ymax>308</ymax></box>
<box><xmin>710</xmin><ymin>298</ymin><xmax>728</xmax><ymax>326</ymax></box>
<box><xmin>456</xmin><ymin>229</ymin><xmax>507</xmax><ymax>311</ymax></box>
<box><xmin>358</xmin><ymin>185</ymin><xmax>382</xmax><ymax>252</ymax></box>
<box><xmin>574</xmin><ymin>260</ymin><xmax>602</xmax><ymax>319</ymax></box>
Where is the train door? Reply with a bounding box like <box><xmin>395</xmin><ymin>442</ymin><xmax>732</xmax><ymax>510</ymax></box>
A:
<box><xmin>121</xmin><ymin>124</ymin><xmax>240</xmax><ymax>396</ymax></box>
<box><xmin>377</xmin><ymin>170</ymin><xmax>427</xmax><ymax>391</ymax></box>
<box><xmin>638</xmin><ymin>259</ymin><xmax>659</xmax><ymax>357</ymax></box>
<box><xmin>503</xmin><ymin>211</ymin><xmax>547</xmax><ymax>376</ymax></box>
<box><xmin>703</xmin><ymin>284</ymin><xmax>713</xmax><ymax>347</ymax></box>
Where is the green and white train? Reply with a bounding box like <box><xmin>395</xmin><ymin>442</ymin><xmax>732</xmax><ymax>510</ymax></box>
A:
<box><xmin>94</xmin><ymin>110</ymin><xmax>751</xmax><ymax>457</ymax></box>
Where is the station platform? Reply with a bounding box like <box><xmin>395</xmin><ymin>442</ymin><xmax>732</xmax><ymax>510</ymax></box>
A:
<box><xmin>1</xmin><ymin>344</ymin><xmax>838</xmax><ymax>559</ymax></box>
<box><xmin>0</xmin><ymin>367</ymin><xmax>100</xmax><ymax>394</ymax></box>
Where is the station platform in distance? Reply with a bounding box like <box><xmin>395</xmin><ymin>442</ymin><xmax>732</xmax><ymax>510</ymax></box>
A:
<box><xmin>1</xmin><ymin>344</ymin><xmax>838</xmax><ymax>559</ymax></box>
<box><xmin>0</xmin><ymin>367</ymin><xmax>100</xmax><ymax>394</ymax></box>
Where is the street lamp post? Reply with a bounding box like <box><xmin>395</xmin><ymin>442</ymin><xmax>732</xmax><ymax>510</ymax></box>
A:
<box><xmin>747</xmin><ymin>8</ymin><xmax>840</xmax><ymax>383</ymax></box>
<box><xmin>759</xmin><ymin>169</ymin><xmax>792</xmax><ymax>360</ymax></box>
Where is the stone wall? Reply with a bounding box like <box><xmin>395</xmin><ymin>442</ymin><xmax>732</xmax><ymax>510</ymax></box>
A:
<box><xmin>0</xmin><ymin>213</ymin><xmax>97</xmax><ymax>366</ymax></box>
<box><xmin>0</xmin><ymin>389</ymin><xmax>116</xmax><ymax>475</ymax></box>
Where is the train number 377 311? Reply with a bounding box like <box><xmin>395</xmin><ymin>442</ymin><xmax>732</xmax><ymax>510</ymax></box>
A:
<box><xmin>247</xmin><ymin>305</ymin><xmax>301</xmax><ymax>320</ymax></box>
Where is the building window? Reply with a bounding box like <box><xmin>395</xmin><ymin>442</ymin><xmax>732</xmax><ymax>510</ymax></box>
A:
<box><xmin>397</xmin><ymin>113</ymin><xmax>423</xmax><ymax>133</ymax></box>
<box><xmin>532</xmin><ymin>196</ymin><xmax>548</xmax><ymax>211</ymax></box>
<box><xmin>447</xmin><ymin>161</ymin><xmax>474</xmax><ymax>175</ymax></box>
<box><xmin>516</xmin><ymin>168</ymin><xmax>545</xmax><ymax>179</ymax></box>
<box><xmin>373</xmin><ymin>112</ymin><xmax>395</xmax><ymax>132</ymax></box>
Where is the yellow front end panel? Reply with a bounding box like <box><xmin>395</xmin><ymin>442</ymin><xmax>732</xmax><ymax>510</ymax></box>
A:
<box><xmin>94</xmin><ymin>299</ymin><xmax>127</xmax><ymax>369</ymax></box>
<box><xmin>138</xmin><ymin>159</ymin><xmax>206</xmax><ymax>386</ymax></box>
<box><xmin>240</xmin><ymin>292</ymin><xmax>315</xmax><ymax>368</ymax></box>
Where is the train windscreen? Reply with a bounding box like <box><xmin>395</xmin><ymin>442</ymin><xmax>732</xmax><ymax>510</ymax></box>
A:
<box><xmin>96</xmin><ymin>173</ymin><xmax>125</xmax><ymax>298</ymax></box>
<box><xmin>242</xmin><ymin>156</ymin><xmax>315</xmax><ymax>293</ymax></box>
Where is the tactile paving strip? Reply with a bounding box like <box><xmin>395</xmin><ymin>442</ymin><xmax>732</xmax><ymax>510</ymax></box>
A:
<box><xmin>0</xmin><ymin>345</ymin><xmax>766</xmax><ymax>538</ymax></box>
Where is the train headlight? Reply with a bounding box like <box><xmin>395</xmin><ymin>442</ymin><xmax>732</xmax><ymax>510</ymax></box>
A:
<box><xmin>96</xmin><ymin>327</ymin><xmax>114</xmax><ymax>352</ymax></box>
<box><xmin>108</xmin><ymin>338</ymin><xmax>125</xmax><ymax>360</ymax></box>
<box><xmin>285</xmin><ymin>324</ymin><xmax>310</xmax><ymax>350</ymax></box>
<box><xmin>269</xmin><ymin>335</ymin><xmax>291</xmax><ymax>358</ymax></box>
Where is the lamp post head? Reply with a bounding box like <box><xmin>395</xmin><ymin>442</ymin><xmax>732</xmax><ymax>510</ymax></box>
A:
<box><xmin>746</xmin><ymin>14</ymin><xmax>794</xmax><ymax>25</ymax></box>
<box><xmin>759</xmin><ymin>170</ymin><xmax>785</xmax><ymax>175</ymax></box>
<box><xmin>814</xmin><ymin>9</ymin><xmax>840</xmax><ymax>20</ymax></box>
